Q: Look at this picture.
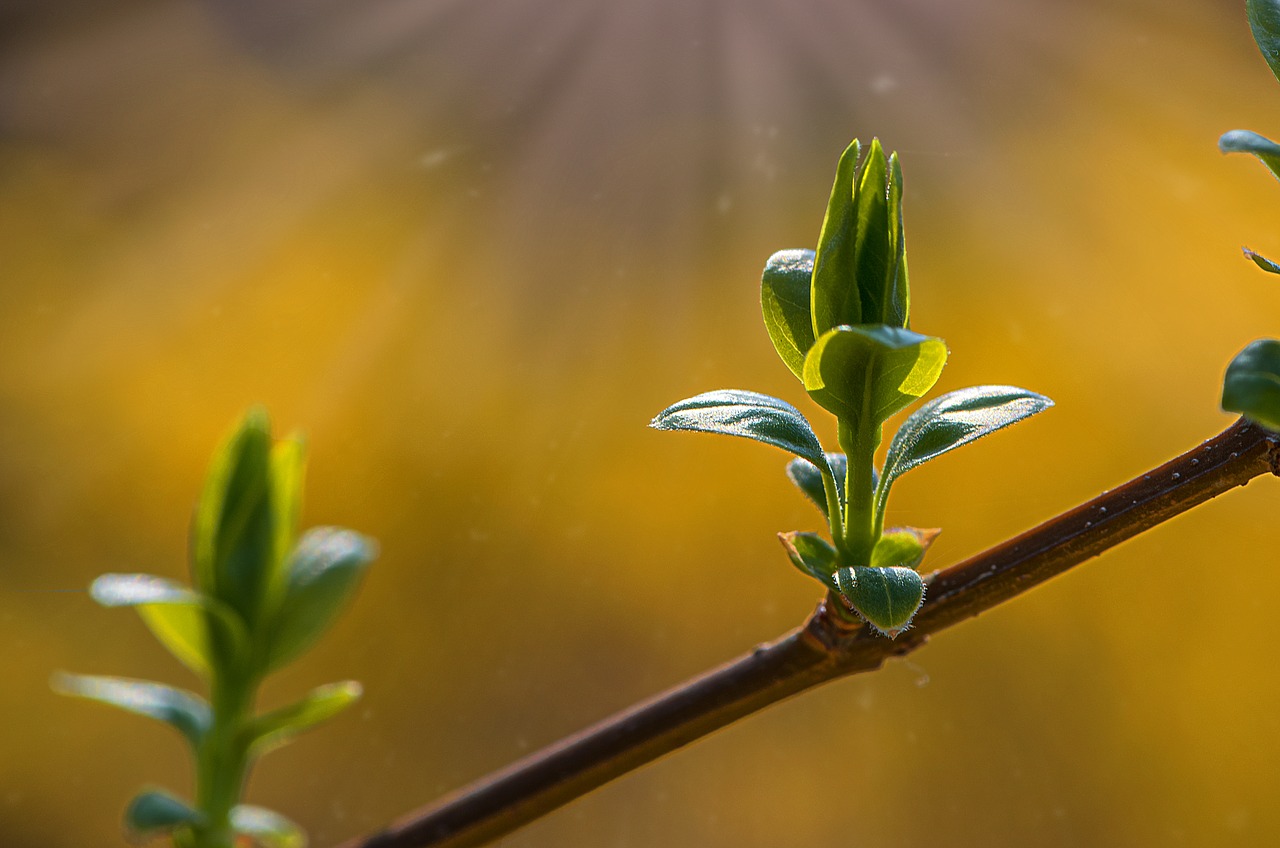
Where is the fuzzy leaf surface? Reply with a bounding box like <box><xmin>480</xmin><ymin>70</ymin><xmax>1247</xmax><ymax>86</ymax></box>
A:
<box><xmin>650</xmin><ymin>390</ymin><xmax>830</xmax><ymax>470</ymax></box>
<box><xmin>833</xmin><ymin>565</ymin><xmax>925</xmax><ymax>638</ymax></box>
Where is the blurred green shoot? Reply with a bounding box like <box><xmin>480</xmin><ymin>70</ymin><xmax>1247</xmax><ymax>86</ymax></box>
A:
<box><xmin>54</xmin><ymin>409</ymin><xmax>377</xmax><ymax>848</ymax></box>
<box><xmin>652</xmin><ymin>139</ymin><xmax>1052</xmax><ymax>637</ymax></box>
<box><xmin>1219</xmin><ymin>0</ymin><xmax>1280</xmax><ymax>431</ymax></box>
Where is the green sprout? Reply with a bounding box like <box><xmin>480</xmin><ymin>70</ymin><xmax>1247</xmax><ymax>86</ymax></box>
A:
<box><xmin>652</xmin><ymin>139</ymin><xmax>1052</xmax><ymax>637</ymax></box>
<box><xmin>1219</xmin><ymin>0</ymin><xmax>1280</xmax><ymax>431</ymax></box>
<box><xmin>54</xmin><ymin>409</ymin><xmax>377</xmax><ymax>848</ymax></box>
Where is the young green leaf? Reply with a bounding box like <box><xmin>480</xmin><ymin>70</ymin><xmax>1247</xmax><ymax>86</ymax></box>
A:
<box><xmin>51</xmin><ymin>673</ymin><xmax>211</xmax><ymax>747</ymax></box>
<box><xmin>230</xmin><ymin>806</ymin><xmax>305</xmax><ymax>848</ymax></box>
<box><xmin>802</xmin><ymin>325</ymin><xmax>947</xmax><ymax>425</ymax></box>
<box><xmin>811</xmin><ymin>139</ymin><xmax>909</xmax><ymax>335</ymax></box>
<box><xmin>243</xmin><ymin>680</ymin><xmax>363</xmax><ymax>755</ymax></box>
<box><xmin>265</xmin><ymin>528</ymin><xmax>378</xmax><ymax>670</ymax></box>
<box><xmin>1220</xmin><ymin>129</ymin><xmax>1280</xmax><ymax>183</ymax></box>
<box><xmin>778</xmin><ymin>532</ymin><xmax>839</xmax><ymax>590</ymax></box>
<box><xmin>876</xmin><ymin>385</ymin><xmax>1053</xmax><ymax>525</ymax></box>
<box><xmin>90</xmin><ymin>574</ymin><xmax>248</xmax><ymax>677</ymax></box>
<box><xmin>786</xmin><ymin>453</ymin><xmax>849</xmax><ymax>517</ymax></box>
<box><xmin>1248</xmin><ymin>0</ymin><xmax>1280</xmax><ymax>86</ymax></box>
<box><xmin>870</xmin><ymin>527</ymin><xmax>940</xmax><ymax>571</ymax></box>
<box><xmin>650</xmin><ymin>390</ymin><xmax>832</xmax><ymax>470</ymax></box>
<box><xmin>192</xmin><ymin>408</ymin><xmax>277</xmax><ymax>627</ymax></box>
<box><xmin>1244</xmin><ymin>247</ymin><xmax>1280</xmax><ymax>274</ymax></box>
<box><xmin>761</xmin><ymin>249</ymin><xmax>817</xmax><ymax>379</ymax></box>
<box><xmin>833</xmin><ymin>565</ymin><xmax>925</xmax><ymax>638</ymax></box>
<box><xmin>124</xmin><ymin>789</ymin><xmax>204</xmax><ymax>837</ymax></box>
<box><xmin>811</xmin><ymin>139</ymin><xmax>863</xmax><ymax>331</ymax></box>
<box><xmin>1223</xmin><ymin>338</ymin><xmax>1280</xmax><ymax>431</ymax></box>
<box><xmin>266</xmin><ymin>434</ymin><xmax>308</xmax><ymax>609</ymax></box>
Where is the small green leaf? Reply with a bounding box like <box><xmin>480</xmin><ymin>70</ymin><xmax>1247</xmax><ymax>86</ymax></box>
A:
<box><xmin>1244</xmin><ymin>247</ymin><xmax>1280</xmax><ymax>274</ymax></box>
<box><xmin>812</xmin><ymin>139</ymin><xmax>863</xmax><ymax>331</ymax></box>
<box><xmin>265</xmin><ymin>528</ymin><xmax>378</xmax><ymax>670</ymax></box>
<box><xmin>876</xmin><ymin>385</ymin><xmax>1053</xmax><ymax>525</ymax></box>
<box><xmin>650</xmin><ymin>390</ymin><xmax>832</xmax><ymax>470</ymax></box>
<box><xmin>870</xmin><ymin>527</ymin><xmax>940</xmax><ymax>570</ymax></box>
<box><xmin>786</xmin><ymin>453</ymin><xmax>849</xmax><ymax>517</ymax></box>
<box><xmin>1220</xmin><ymin>129</ymin><xmax>1280</xmax><ymax>183</ymax></box>
<box><xmin>266</xmin><ymin>434</ymin><xmax>308</xmax><ymax>609</ymax></box>
<box><xmin>833</xmin><ymin>566</ymin><xmax>925</xmax><ymax>638</ymax></box>
<box><xmin>1248</xmin><ymin>0</ymin><xmax>1280</xmax><ymax>86</ymax></box>
<box><xmin>124</xmin><ymin>789</ymin><xmax>203</xmax><ymax>836</ymax></box>
<box><xmin>778</xmin><ymin>532</ymin><xmax>839</xmax><ymax>590</ymax></box>
<box><xmin>90</xmin><ymin>574</ymin><xmax>247</xmax><ymax>677</ymax></box>
<box><xmin>244</xmin><ymin>681</ymin><xmax>363</xmax><ymax>754</ymax></box>
<box><xmin>1223</xmin><ymin>338</ymin><xmax>1280</xmax><ymax>431</ymax></box>
<box><xmin>192</xmin><ymin>408</ymin><xmax>277</xmax><ymax>627</ymax></box>
<box><xmin>761</xmin><ymin>249</ymin><xmax>818</xmax><ymax>379</ymax></box>
<box><xmin>52</xmin><ymin>673</ymin><xmax>211</xmax><ymax>748</ymax></box>
<box><xmin>231</xmin><ymin>806</ymin><xmax>306</xmax><ymax>848</ymax></box>
<box><xmin>802</xmin><ymin>325</ymin><xmax>947</xmax><ymax>425</ymax></box>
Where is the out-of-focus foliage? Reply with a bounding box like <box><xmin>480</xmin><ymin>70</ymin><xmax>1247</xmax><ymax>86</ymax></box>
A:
<box><xmin>55</xmin><ymin>411</ymin><xmax>375</xmax><ymax>847</ymax></box>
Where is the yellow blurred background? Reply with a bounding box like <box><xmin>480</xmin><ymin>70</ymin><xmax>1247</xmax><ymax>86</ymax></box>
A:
<box><xmin>5</xmin><ymin>0</ymin><xmax>1280</xmax><ymax>845</ymax></box>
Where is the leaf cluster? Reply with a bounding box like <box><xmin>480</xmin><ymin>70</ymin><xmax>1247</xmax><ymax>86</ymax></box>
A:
<box><xmin>653</xmin><ymin>140</ymin><xmax>1051</xmax><ymax>637</ymax></box>
<box><xmin>1219</xmin><ymin>0</ymin><xmax>1280</xmax><ymax>430</ymax></box>
<box><xmin>54</xmin><ymin>409</ymin><xmax>377</xmax><ymax>848</ymax></box>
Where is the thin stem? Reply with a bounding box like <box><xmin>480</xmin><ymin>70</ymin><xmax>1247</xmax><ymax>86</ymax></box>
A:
<box><xmin>339</xmin><ymin>419</ymin><xmax>1279</xmax><ymax>848</ymax></box>
<box><xmin>839</xmin><ymin>417</ymin><xmax>879</xmax><ymax>564</ymax></box>
<box><xmin>195</xmin><ymin>670</ymin><xmax>257</xmax><ymax>848</ymax></box>
<box><xmin>819</xmin><ymin>464</ymin><xmax>846</xmax><ymax>556</ymax></box>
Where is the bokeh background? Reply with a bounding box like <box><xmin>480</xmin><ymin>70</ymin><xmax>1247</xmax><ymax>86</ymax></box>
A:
<box><xmin>5</xmin><ymin>0</ymin><xmax>1280</xmax><ymax>845</ymax></box>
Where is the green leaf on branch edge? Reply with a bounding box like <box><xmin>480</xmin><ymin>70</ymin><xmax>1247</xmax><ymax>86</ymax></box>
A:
<box><xmin>650</xmin><ymin>390</ymin><xmax>831</xmax><ymax>470</ymax></box>
<box><xmin>1248</xmin><ymin>0</ymin><xmax>1280</xmax><ymax>85</ymax></box>
<box><xmin>833</xmin><ymin>566</ymin><xmax>925</xmax><ymax>638</ymax></box>
<box><xmin>1223</xmin><ymin>339</ymin><xmax>1280</xmax><ymax>431</ymax></box>
<box><xmin>1244</xmin><ymin>247</ymin><xmax>1280</xmax><ymax>274</ymax></box>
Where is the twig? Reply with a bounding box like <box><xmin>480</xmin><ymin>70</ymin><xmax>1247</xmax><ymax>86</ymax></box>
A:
<box><xmin>340</xmin><ymin>418</ymin><xmax>1279</xmax><ymax>848</ymax></box>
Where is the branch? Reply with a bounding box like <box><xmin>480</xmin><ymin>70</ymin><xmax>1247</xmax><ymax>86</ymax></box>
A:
<box><xmin>340</xmin><ymin>419</ymin><xmax>1279</xmax><ymax>848</ymax></box>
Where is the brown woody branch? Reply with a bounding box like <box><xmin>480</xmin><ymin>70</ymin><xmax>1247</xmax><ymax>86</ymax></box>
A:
<box><xmin>340</xmin><ymin>418</ymin><xmax>1279</xmax><ymax>848</ymax></box>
